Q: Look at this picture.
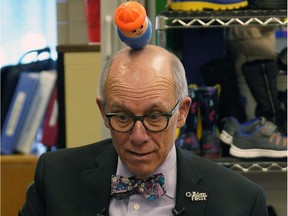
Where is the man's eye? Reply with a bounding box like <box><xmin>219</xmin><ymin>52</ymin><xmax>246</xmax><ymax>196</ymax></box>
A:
<box><xmin>116</xmin><ymin>115</ymin><xmax>130</xmax><ymax>122</ymax></box>
<box><xmin>147</xmin><ymin>114</ymin><xmax>162</xmax><ymax>121</ymax></box>
<box><xmin>131</xmin><ymin>30</ymin><xmax>136</xmax><ymax>33</ymax></box>
<box><xmin>140</xmin><ymin>25</ymin><xmax>143</xmax><ymax>29</ymax></box>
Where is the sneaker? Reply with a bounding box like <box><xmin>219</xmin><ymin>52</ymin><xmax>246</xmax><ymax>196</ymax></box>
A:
<box><xmin>171</xmin><ymin>0</ymin><xmax>248</xmax><ymax>11</ymax></box>
<box><xmin>230</xmin><ymin>123</ymin><xmax>287</xmax><ymax>158</ymax></box>
<box><xmin>220</xmin><ymin>116</ymin><xmax>265</xmax><ymax>145</ymax></box>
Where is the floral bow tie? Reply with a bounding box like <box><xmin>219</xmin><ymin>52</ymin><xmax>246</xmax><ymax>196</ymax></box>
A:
<box><xmin>111</xmin><ymin>173</ymin><xmax>166</xmax><ymax>201</ymax></box>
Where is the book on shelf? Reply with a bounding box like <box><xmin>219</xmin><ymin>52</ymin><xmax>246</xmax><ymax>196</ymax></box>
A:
<box><xmin>1</xmin><ymin>47</ymin><xmax>56</xmax><ymax>127</ymax></box>
<box><xmin>41</xmin><ymin>86</ymin><xmax>59</xmax><ymax>148</ymax></box>
<box><xmin>15</xmin><ymin>70</ymin><xmax>57</xmax><ymax>154</ymax></box>
<box><xmin>1</xmin><ymin>72</ymin><xmax>41</xmax><ymax>154</ymax></box>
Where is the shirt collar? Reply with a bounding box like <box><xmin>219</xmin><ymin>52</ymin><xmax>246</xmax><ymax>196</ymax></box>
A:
<box><xmin>116</xmin><ymin>144</ymin><xmax>177</xmax><ymax>199</ymax></box>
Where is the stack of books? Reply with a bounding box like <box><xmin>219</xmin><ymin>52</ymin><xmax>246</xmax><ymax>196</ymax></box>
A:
<box><xmin>1</xmin><ymin>70</ymin><xmax>58</xmax><ymax>155</ymax></box>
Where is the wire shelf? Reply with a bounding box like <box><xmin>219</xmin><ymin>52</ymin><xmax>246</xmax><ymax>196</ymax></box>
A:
<box><xmin>217</xmin><ymin>160</ymin><xmax>287</xmax><ymax>172</ymax></box>
<box><xmin>156</xmin><ymin>9</ymin><xmax>288</xmax><ymax>29</ymax></box>
<box><xmin>156</xmin><ymin>9</ymin><xmax>287</xmax><ymax>169</ymax></box>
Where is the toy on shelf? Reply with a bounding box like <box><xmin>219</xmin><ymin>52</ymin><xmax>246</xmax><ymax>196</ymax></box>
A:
<box><xmin>169</xmin><ymin>0</ymin><xmax>248</xmax><ymax>11</ymax></box>
<box><xmin>114</xmin><ymin>1</ymin><xmax>152</xmax><ymax>49</ymax></box>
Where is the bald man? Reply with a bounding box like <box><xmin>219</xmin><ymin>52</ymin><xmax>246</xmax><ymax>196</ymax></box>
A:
<box><xmin>19</xmin><ymin>45</ymin><xmax>268</xmax><ymax>216</ymax></box>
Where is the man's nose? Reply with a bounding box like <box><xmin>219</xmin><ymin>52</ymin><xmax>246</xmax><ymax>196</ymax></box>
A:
<box><xmin>130</xmin><ymin>121</ymin><xmax>149</xmax><ymax>145</ymax></box>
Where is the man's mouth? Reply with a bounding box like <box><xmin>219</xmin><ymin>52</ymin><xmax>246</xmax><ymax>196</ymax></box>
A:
<box><xmin>129</xmin><ymin>150</ymin><xmax>152</xmax><ymax>158</ymax></box>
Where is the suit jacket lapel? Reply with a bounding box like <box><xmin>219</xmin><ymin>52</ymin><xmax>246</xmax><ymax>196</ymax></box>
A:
<box><xmin>80</xmin><ymin>142</ymin><xmax>117</xmax><ymax>216</ymax></box>
<box><xmin>175</xmin><ymin>147</ymin><xmax>209</xmax><ymax>216</ymax></box>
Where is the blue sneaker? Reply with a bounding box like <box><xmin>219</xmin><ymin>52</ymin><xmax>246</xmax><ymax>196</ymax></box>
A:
<box><xmin>171</xmin><ymin>0</ymin><xmax>248</xmax><ymax>11</ymax></box>
<box><xmin>230</xmin><ymin>126</ymin><xmax>287</xmax><ymax>158</ymax></box>
<box><xmin>221</xmin><ymin>117</ymin><xmax>287</xmax><ymax>158</ymax></box>
<box><xmin>220</xmin><ymin>116</ymin><xmax>264</xmax><ymax>145</ymax></box>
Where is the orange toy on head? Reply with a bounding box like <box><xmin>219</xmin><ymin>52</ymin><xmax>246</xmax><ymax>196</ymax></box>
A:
<box><xmin>114</xmin><ymin>1</ymin><xmax>152</xmax><ymax>49</ymax></box>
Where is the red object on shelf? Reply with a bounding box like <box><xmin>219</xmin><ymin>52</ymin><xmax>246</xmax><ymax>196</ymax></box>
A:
<box><xmin>41</xmin><ymin>87</ymin><xmax>59</xmax><ymax>148</ymax></box>
<box><xmin>84</xmin><ymin>0</ymin><xmax>100</xmax><ymax>43</ymax></box>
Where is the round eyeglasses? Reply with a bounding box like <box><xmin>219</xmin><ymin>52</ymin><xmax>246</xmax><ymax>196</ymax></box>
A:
<box><xmin>103</xmin><ymin>100</ymin><xmax>180</xmax><ymax>133</ymax></box>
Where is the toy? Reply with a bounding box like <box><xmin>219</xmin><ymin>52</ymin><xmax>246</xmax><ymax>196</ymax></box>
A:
<box><xmin>114</xmin><ymin>1</ymin><xmax>152</xmax><ymax>49</ymax></box>
<box><xmin>169</xmin><ymin>0</ymin><xmax>248</xmax><ymax>11</ymax></box>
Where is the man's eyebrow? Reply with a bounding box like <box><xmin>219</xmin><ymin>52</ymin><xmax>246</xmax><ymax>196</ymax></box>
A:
<box><xmin>148</xmin><ymin>103</ymin><xmax>165</xmax><ymax>110</ymax></box>
<box><xmin>108</xmin><ymin>103</ymin><xmax>134</xmax><ymax>114</ymax></box>
<box><xmin>109</xmin><ymin>102</ymin><xmax>167</xmax><ymax>113</ymax></box>
<box><xmin>143</xmin><ymin>103</ymin><xmax>169</xmax><ymax>114</ymax></box>
<box><xmin>109</xmin><ymin>102</ymin><xmax>126</xmax><ymax>109</ymax></box>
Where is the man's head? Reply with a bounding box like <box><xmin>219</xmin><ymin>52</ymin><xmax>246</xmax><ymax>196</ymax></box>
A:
<box><xmin>97</xmin><ymin>45</ymin><xmax>191</xmax><ymax>178</ymax></box>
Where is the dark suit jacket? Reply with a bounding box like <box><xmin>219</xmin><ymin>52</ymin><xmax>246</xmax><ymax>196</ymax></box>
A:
<box><xmin>19</xmin><ymin>139</ymin><xmax>268</xmax><ymax>216</ymax></box>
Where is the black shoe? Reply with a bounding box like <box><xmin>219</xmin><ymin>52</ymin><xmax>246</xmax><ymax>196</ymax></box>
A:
<box><xmin>248</xmin><ymin>0</ymin><xmax>287</xmax><ymax>9</ymax></box>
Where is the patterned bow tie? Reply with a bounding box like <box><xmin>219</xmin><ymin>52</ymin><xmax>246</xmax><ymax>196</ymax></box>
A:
<box><xmin>111</xmin><ymin>173</ymin><xmax>166</xmax><ymax>201</ymax></box>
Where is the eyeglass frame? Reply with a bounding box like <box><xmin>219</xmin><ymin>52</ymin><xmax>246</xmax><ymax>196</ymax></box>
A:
<box><xmin>102</xmin><ymin>100</ymin><xmax>181</xmax><ymax>133</ymax></box>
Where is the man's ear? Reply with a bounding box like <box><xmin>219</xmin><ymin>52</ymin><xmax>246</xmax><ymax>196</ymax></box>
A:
<box><xmin>96</xmin><ymin>97</ymin><xmax>110</xmax><ymax>129</ymax></box>
<box><xmin>177</xmin><ymin>96</ymin><xmax>191</xmax><ymax>128</ymax></box>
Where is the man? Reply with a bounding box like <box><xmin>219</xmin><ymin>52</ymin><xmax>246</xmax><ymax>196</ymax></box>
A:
<box><xmin>19</xmin><ymin>45</ymin><xmax>268</xmax><ymax>216</ymax></box>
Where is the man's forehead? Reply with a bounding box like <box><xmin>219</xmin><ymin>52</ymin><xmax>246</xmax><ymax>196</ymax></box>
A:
<box><xmin>109</xmin><ymin>52</ymin><xmax>171</xmax><ymax>77</ymax></box>
<box><xmin>104</xmin><ymin>65</ymin><xmax>176</xmax><ymax>103</ymax></box>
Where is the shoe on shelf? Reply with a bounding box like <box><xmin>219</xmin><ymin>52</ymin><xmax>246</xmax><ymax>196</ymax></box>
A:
<box><xmin>230</xmin><ymin>123</ymin><xmax>287</xmax><ymax>158</ymax></box>
<box><xmin>220</xmin><ymin>116</ymin><xmax>266</xmax><ymax>145</ymax></box>
<box><xmin>171</xmin><ymin>0</ymin><xmax>248</xmax><ymax>11</ymax></box>
<box><xmin>248</xmin><ymin>0</ymin><xmax>287</xmax><ymax>9</ymax></box>
<box><xmin>201</xmin><ymin>130</ymin><xmax>221</xmax><ymax>159</ymax></box>
<box><xmin>176</xmin><ymin>132</ymin><xmax>201</xmax><ymax>155</ymax></box>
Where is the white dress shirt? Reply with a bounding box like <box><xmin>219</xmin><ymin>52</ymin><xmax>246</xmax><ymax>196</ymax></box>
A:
<box><xmin>109</xmin><ymin>144</ymin><xmax>177</xmax><ymax>216</ymax></box>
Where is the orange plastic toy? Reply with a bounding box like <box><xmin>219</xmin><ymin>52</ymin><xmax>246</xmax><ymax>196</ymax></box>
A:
<box><xmin>114</xmin><ymin>1</ymin><xmax>146</xmax><ymax>31</ymax></box>
<box><xmin>114</xmin><ymin>1</ymin><xmax>152</xmax><ymax>49</ymax></box>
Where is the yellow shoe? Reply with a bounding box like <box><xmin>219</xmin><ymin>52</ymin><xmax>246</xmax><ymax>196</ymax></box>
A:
<box><xmin>171</xmin><ymin>0</ymin><xmax>248</xmax><ymax>11</ymax></box>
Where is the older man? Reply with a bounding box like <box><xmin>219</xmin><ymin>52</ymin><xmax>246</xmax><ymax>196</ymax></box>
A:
<box><xmin>19</xmin><ymin>45</ymin><xmax>268</xmax><ymax>216</ymax></box>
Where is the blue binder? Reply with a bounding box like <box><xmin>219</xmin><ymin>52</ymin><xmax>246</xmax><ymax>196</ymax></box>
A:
<box><xmin>1</xmin><ymin>72</ymin><xmax>40</xmax><ymax>154</ymax></box>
